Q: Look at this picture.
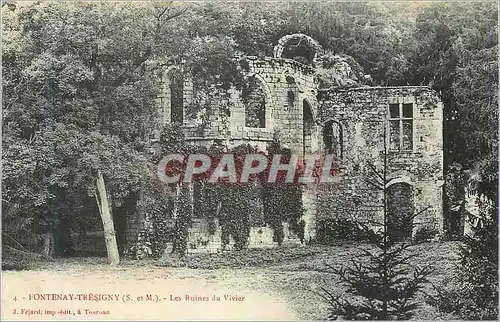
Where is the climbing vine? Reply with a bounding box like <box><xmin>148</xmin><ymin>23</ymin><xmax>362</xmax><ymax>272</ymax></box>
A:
<box><xmin>126</xmin><ymin>179</ymin><xmax>175</xmax><ymax>259</ymax></box>
<box><xmin>198</xmin><ymin>143</ymin><xmax>259</xmax><ymax>250</ymax></box>
<box><xmin>262</xmin><ymin>139</ymin><xmax>304</xmax><ymax>245</ymax></box>
<box><xmin>171</xmin><ymin>184</ymin><xmax>193</xmax><ymax>256</ymax></box>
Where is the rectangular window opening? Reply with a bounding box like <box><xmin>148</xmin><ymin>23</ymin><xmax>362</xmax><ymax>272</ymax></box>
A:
<box><xmin>388</xmin><ymin>101</ymin><xmax>414</xmax><ymax>151</ymax></box>
<box><xmin>403</xmin><ymin>103</ymin><xmax>413</xmax><ymax>118</ymax></box>
<box><xmin>389</xmin><ymin>104</ymin><xmax>399</xmax><ymax>118</ymax></box>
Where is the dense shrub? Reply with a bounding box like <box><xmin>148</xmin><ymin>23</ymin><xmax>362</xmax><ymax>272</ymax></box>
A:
<box><xmin>414</xmin><ymin>226</ymin><xmax>439</xmax><ymax>244</ymax></box>
<box><xmin>427</xmin><ymin>204</ymin><xmax>498</xmax><ymax>320</ymax></box>
<box><xmin>2</xmin><ymin>245</ymin><xmax>48</xmax><ymax>270</ymax></box>
<box><xmin>316</xmin><ymin>218</ymin><xmax>371</xmax><ymax>244</ymax></box>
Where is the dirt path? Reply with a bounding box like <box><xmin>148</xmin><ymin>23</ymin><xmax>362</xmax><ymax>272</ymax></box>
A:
<box><xmin>1</xmin><ymin>260</ymin><xmax>298</xmax><ymax>321</ymax></box>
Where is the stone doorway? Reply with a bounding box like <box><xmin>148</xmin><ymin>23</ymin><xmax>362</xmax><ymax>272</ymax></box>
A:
<box><xmin>387</xmin><ymin>182</ymin><xmax>415</xmax><ymax>241</ymax></box>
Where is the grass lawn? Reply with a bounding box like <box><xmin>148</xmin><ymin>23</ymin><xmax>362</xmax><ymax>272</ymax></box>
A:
<box><xmin>157</xmin><ymin>241</ymin><xmax>462</xmax><ymax>320</ymax></box>
<box><xmin>2</xmin><ymin>241</ymin><xmax>461</xmax><ymax>320</ymax></box>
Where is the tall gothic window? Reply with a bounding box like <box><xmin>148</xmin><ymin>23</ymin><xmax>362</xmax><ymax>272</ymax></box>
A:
<box><xmin>323</xmin><ymin>120</ymin><xmax>343</xmax><ymax>158</ymax></box>
<box><xmin>389</xmin><ymin>102</ymin><xmax>413</xmax><ymax>151</ymax></box>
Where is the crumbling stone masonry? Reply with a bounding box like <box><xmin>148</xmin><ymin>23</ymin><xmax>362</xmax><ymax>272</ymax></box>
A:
<box><xmin>129</xmin><ymin>34</ymin><xmax>444</xmax><ymax>252</ymax></box>
<box><xmin>316</xmin><ymin>87</ymin><xmax>444</xmax><ymax>239</ymax></box>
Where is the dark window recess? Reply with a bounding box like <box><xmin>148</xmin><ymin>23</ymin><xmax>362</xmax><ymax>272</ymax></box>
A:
<box><xmin>323</xmin><ymin>120</ymin><xmax>343</xmax><ymax>158</ymax></box>
<box><xmin>243</xmin><ymin>78</ymin><xmax>266</xmax><ymax>128</ymax></box>
<box><xmin>170</xmin><ymin>70</ymin><xmax>184</xmax><ymax>123</ymax></box>
<box><xmin>389</xmin><ymin>102</ymin><xmax>413</xmax><ymax>151</ymax></box>
<box><xmin>387</xmin><ymin>183</ymin><xmax>415</xmax><ymax>242</ymax></box>
<box><xmin>389</xmin><ymin>104</ymin><xmax>400</xmax><ymax>118</ymax></box>
<box><xmin>403</xmin><ymin>103</ymin><xmax>413</xmax><ymax>117</ymax></box>
<box><xmin>287</xmin><ymin>90</ymin><xmax>295</xmax><ymax>109</ymax></box>
<box><xmin>402</xmin><ymin>120</ymin><xmax>413</xmax><ymax>150</ymax></box>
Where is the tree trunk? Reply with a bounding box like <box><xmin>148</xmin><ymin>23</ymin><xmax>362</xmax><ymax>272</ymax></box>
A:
<box><xmin>95</xmin><ymin>170</ymin><xmax>120</xmax><ymax>265</ymax></box>
<box><xmin>43</xmin><ymin>232</ymin><xmax>54</xmax><ymax>258</ymax></box>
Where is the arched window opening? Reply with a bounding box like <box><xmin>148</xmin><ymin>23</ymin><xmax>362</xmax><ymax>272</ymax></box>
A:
<box><xmin>282</xmin><ymin>38</ymin><xmax>316</xmax><ymax>65</ymax></box>
<box><xmin>169</xmin><ymin>69</ymin><xmax>184</xmax><ymax>123</ymax></box>
<box><xmin>387</xmin><ymin>183</ymin><xmax>415</xmax><ymax>242</ymax></box>
<box><xmin>323</xmin><ymin>120</ymin><xmax>343</xmax><ymax>158</ymax></box>
<box><xmin>243</xmin><ymin>77</ymin><xmax>266</xmax><ymax>128</ymax></box>
<box><xmin>285</xmin><ymin>75</ymin><xmax>298</xmax><ymax>112</ymax></box>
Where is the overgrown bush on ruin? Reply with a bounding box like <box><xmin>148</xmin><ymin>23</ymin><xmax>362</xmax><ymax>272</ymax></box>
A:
<box><xmin>124</xmin><ymin>178</ymin><xmax>175</xmax><ymax>259</ymax></box>
<box><xmin>262</xmin><ymin>139</ymin><xmax>304</xmax><ymax>245</ymax></box>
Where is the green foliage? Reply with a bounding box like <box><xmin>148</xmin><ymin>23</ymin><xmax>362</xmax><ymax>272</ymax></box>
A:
<box><xmin>215</xmin><ymin>144</ymin><xmax>257</xmax><ymax>250</ymax></box>
<box><xmin>154</xmin><ymin>126</ymin><xmax>261</xmax><ymax>255</ymax></box>
<box><xmin>321</xmin><ymin>232</ymin><xmax>433</xmax><ymax>320</ymax></box>
<box><xmin>386</xmin><ymin>213</ymin><xmax>415</xmax><ymax>243</ymax></box>
<box><xmin>241</xmin><ymin>76</ymin><xmax>266</xmax><ymax>128</ymax></box>
<box><xmin>316</xmin><ymin>51</ymin><xmax>366</xmax><ymax>88</ymax></box>
<box><xmin>428</xmin><ymin>129</ymin><xmax>498</xmax><ymax>319</ymax></box>
<box><xmin>2</xmin><ymin>245</ymin><xmax>49</xmax><ymax>271</ymax></box>
<box><xmin>3</xmin><ymin>1</ymin><xmax>497</xmax><ymax>273</ymax></box>
<box><xmin>125</xmin><ymin>179</ymin><xmax>174</xmax><ymax>259</ymax></box>
<box><xmin>2</xmin><ymin>1</ymin><xmax>168</xmax><ymax>258</ymax></box>
<box><xmin>405</xmin><ymin>3</ymin><xmax>498</xmax><ymax>170</ymax></box>
<box><xmin>316</xmin><ymin>218</ymin><xmax>370</xmax><ymax>243</ymax></box>
<box><xmin>443</xmin><ymin>163</ymin><xmax>468</xmax><ymax>238</ymax></box>
<box><xmin>153</xmin><ymin>124</ymin><xmax>192</xmax><ymax>257</ymax></box>
<box><xmin>219</xmin><ymin>186</ymin><xmax>252</xmax><ymax>250</ymax></box>
<box><xmin>427</xmin><ymin>202</ymin><xmax>498</xmax><ymax>320</ymax></box>
<box><xmin>171</xmin><ymin>185</ymin><xmax>193</xmax><ymax>257</ymax></box>
<box><xmin>413</xmin><ymin>226</ymin><xmax>439</xmax><ymax>244</ymax></box>
<box><xmin>262</xmin><ymin>139</ymin><xmax>304</xmax><ymax>245</ymax></box>
<box><xmin>320</xmin><ymin>151</ymin><xmax>434</xmax><ymax>319</ymax></box>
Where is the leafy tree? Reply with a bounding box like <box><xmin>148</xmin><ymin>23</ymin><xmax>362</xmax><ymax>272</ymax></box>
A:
<box><xmin>405</xmin><ymin>3</ymin><xmax>498</xmax><ymax>171</ymax></box>
<box><xmin>2</xmin><ymin>1</ymin><xmax>186</xmax><ymax>263</ymax></box>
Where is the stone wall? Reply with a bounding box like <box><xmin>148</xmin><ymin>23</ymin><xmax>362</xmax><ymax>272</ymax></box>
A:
<box><xmin>227</xmin><ymin>56</ymin><xmax>318</xmax><ymax>154</ymax></box>
<box><xmin>140</xmin><ymin>34</ymin><xmax>445</xmax><ymax>252</ymax></box>
<box><xmin>316</xmin><ymin>86</ymin><xmax>444</xmax><ymax>235</ymax></box>
<box><xmin>156</xmin><ymin>56</ymin><xmax>321</xmax><ymax>154</ymax></box>
<box><xmin>162</xmin><ymin>218</ymin><xmax>301</xmax><ymax>255</ymax></box>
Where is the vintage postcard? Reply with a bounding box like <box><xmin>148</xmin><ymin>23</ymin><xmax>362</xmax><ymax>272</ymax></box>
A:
<box><xmin>1</xmin><ymin>0</ymin><xmax>498</xmax><ymax>320</ymax></box>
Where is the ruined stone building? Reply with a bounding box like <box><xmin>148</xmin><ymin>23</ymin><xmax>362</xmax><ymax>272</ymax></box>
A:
<box><xmin>130</xmin><ymin>34</ymin><xmax>444</xmax><ymax>253</ymax></box>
